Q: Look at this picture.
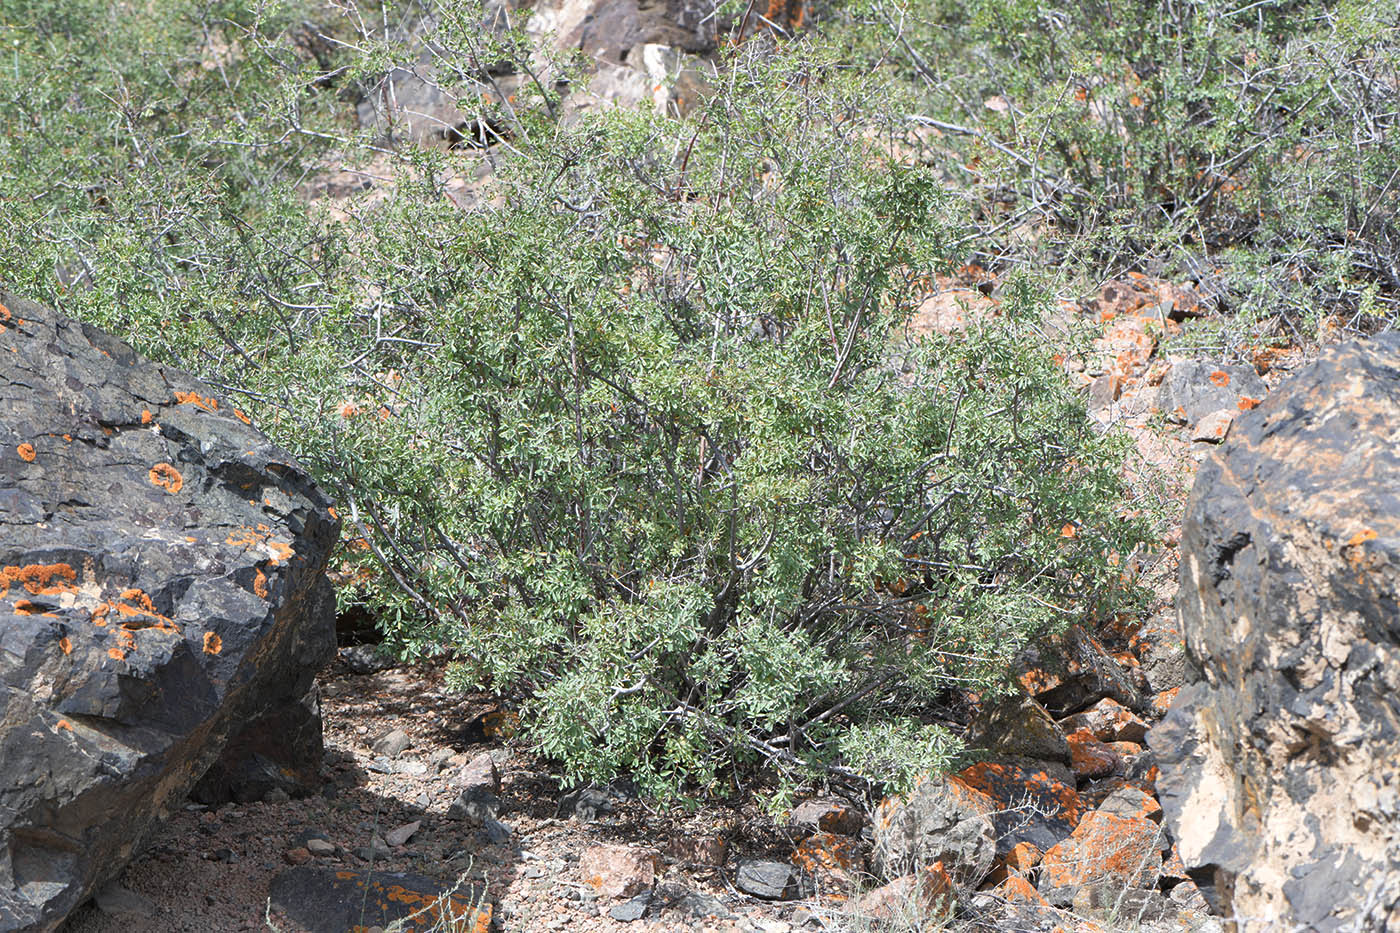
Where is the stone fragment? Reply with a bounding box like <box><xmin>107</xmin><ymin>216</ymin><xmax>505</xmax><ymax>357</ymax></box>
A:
<box><xmin>788</xmin><ymin>796</ymin><xmax>864</xmax><ymax>837</ymax></box>
<box><xmin>340</xmin><ymin>643</ymin><xmax>394</xmax><ymax>674</ymax></box>
<box><xmin>608</xmin><ymin>893</ymin><xmax>651</xmax><ymax>922</ymax></box>
<box><xmin>283</xmin><ymin>847</ymin><xmax>312</xmax><ymax>865</ymax></box>
<box><xmin>458</xmin><ymin>751</ymin><xmax>500</xmax><ymax>794</ymax></box>
<box><xmin>1058</xmin><ymin>697</ymin><xmax>1149</xmax><ymax>744</ymax></box>
<box><xmin>0</xmin><ymin>292</ymin><xmax>338</xmax><ymax>932</ymax></box>
<box><xmin>872</xmin><ymin>774</ymin><xmax>996</xmax><ymax>883</ymax></box>
<box><xmin>1157</xmin><ymin>360</ymin><xmax>1267</xmax><ymax>426</ymax></box>
<box><xmin>1151</xmin><ymin>336</ymin><xmax>1400</xmax><ymax>932</ymax></box>
<box><xmin>856</xmin><ymin>864</ymin><xmax>955</xmax><ymax>921</ymax></box>
<box><xmin>734</xmin><ymin>859</ymin><xmax>807</xmax><ymax>900</ymax></box>
<box><xmin>93</xmin><ymin>882</ymin><xmax>154</xmax><ymax>919</ymax></box>
<box><xmin>966</xmin><ymin>693</ymin><xmax>1071</xmax><ymax>765</ymax></box>
<box><xmin>578</xmin><ymin>844</ymin><xmax>660</xmax><ymax>899</ymax></box>
<box><xmin>1038</xmin><ymin>812</ymin><xmax>1165</xmax><ymax>905</ymax></box>
<box><xmin>1191</xmin><ymin>408</ymin><xmax>1235</xmax><ymax>443</ymax></box>
<box><xmin>951</xmin><ymin>760</ymin><xmax>1084</xmax><ymax>857</ymax></box>
<box><xmin>371</xmin><ymin>728</ymin><xmax>412</xmax><ymax>758</ymax></box>
<box><xmin>993</xmin><ymin>875</ymin><xmax>1045</xmax><ymax>905</ymax></box>
<box><xmin>1095</xmin><ymin>785</ymin><xmax>1161</xmax><ymax>823</ymax></box>
<box><xmin>791</xmin><ymin>832</ymin><xmax>864</xmax><ymax>889</ymax></box>
<box><xmin>305</xmin><ymin>838</ymin><xmax>336</xmax><ymax>857</ymax></box>
<box><xmin>1016</xmin><ymin>625</ymin><xmax>1143</xmax><ymax>716</ymax></box>
<box><xmin>385</xmin><ymin>820</ymin><xmax>421</xmax><ymax>847</ymax></box>
<box><xmin>268</xmin><ymin>867</ymin><xmax>490</xmax><ymax>933</ymax></box>
<box><xmin>665</xmin><ymin>834</ymin><xmax>728</xmax><ymax>866</ymax></box>
<box><xmin>1066</xmin><ymin>728</ymin><xmax>1120</xmax><ymax>779</ymax></box>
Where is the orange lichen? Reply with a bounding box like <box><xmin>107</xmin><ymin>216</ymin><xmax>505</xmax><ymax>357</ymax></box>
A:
<box><xmin>1060</xmin><ymin>523</ymin><xmax>1078</xmax><ymax>538</ymax></box>
<box><xmin>149</xmin><ymin>462</ymin><xmax>183</xmax><ymax>493</ymax></box>
<box><xmin>13</xmin><ymin>600</ymin><xmax>42</xmax><ymax>615</ymax></box>
<box><xmin>203</xmin><ymin>632</ymin><xmax>222</xmax><ymax>655</ymax></box>
<box><xmin>17</xmin><ymin>442</ymin><xmax>36</xmax><ymax>462</ymax></box>
<box><xmin>1</xmin><ymin>563</ymin><xmax>78</xmax><ymax>597</ymax></box>
<box><xmin>174</xmin><ymin>390</ymin><xmax>219</xmax><ymax>411</ymax></box>
<box><xmin>141</xmin><ymin>409</ymin><xmax>152</xmax><ymax>424</ymax></box>
<box><xmin>327</xmin><ymin>506</ymin><xmax>339</xmax><ymax>519</ymax></box>
<box><xmin>107</xmin><ymin>647</ymin><xmax>126</xmax><ymax>661</ymax></box>
<box><xmin>55</xmin><ymin>719</ymin><xmax>73</xmax><ymax>732</ymax></box>
<box><xmin>1237</xmin><ymin>396</ymin><xmax>1260</xmax><ymax>410</ymax></box>
<box><xmin>253</xmin><ymin>568</ymin><xmax>269</xmax><ymax>599</ymax></box>
<box><xmin>0</xmin><ymin>302</ymin><xmax>9</xmax><ymax>321</ymax></box>
<box><xmin>59</xmin><ymin>636</ymin><xmax>72</xmax><ymax>655</ymax></box>
<box><xmin>1208</xmin><ymin>369</ymin><xmax>1231</xmax><ymax>386</ymax></box>
<box><xmin>114</xmin><ymin>589</ymin><xmax>178</xmax><ymax>634</ymax></box>
<box><xmin>1348</xmin><ymin>529</ymin><xmax>1378</xmax><ymax>548</ymax></box>
<box><xmin>233</xmin><ymin>409</ymin><xmax>251</xmax><ymax>425</ymax></box>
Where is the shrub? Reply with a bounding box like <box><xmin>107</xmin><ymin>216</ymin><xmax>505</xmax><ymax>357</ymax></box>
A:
<box><xmin>0</xmin><ymin>0</ymin><xmax>1148</xmax><ymax>799</ymax></box>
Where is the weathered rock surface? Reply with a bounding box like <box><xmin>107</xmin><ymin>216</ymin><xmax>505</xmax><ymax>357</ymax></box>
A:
<box><xmin>268</xmin><ymin>867</ymin><xmax>490</xmax><ymax>932</ymax></box>
<box><xmin>1151</xmin><ymin>336</ymin><xmax>1400</xmax><ymax>931</ymax></box>
<box><xmin>872</xmin><ymin>773</ymin><xmax>996</xmax><ymax>883</ymax></box>
<box><xmin>1157</xmin><ymin>360</ymin><xmax>1266</xmax><ymax>427</ymax></box>
<box><xmin>0</xmin><ymin>293</ymin><xmax>338</xmax><ymax>931</ymax></box>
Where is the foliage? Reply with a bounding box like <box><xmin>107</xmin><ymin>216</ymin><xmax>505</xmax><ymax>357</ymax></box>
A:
<box><xmin>0</xmin><ymin>0</ymin><xmax>1148</xmax><ymax>799</ymax></box>
<box><xmin>832</xmin><ymin>0</ymin><xmax>1400</xmax><ymax>341</ymax></box>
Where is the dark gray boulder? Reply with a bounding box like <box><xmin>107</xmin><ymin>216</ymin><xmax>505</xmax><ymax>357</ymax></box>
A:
<box><xmin>0</xmin><ymin>292</ymin><xmax>338</xmax><ymax>931</ymax></box>
<box><xmin>1157</xmin><ymin>360</ymin><xmax>1267</xmax><ymax>426</ymax></box>
<box><xmin>1150</xmin><ymin>336</ymin><xmax>1400</xmax><ymax>931</ymax></box>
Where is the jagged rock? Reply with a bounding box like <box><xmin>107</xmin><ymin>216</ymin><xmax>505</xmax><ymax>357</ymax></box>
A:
<box><xmin>269</xmin><ymin>867</ymin><xmax>490</xmax><ymax>932</ymax></box>
<box><xmin>872</xmin><ymin>774</ymin><xmax>996</xmax><ymax>883</ymax></box>
<box><xmin>0</xmin><ymin>292</ymin><xmax>338</xmax><ymax>932</ymax></box>
<box><xmin>1060</xmin><ymin>696</ymin><xmax>1149</xmax><ymax>744</ymax></box>
<box><xmin>1151</xmin><ymin>336</ymin><xmax>1400</xmax><ymax>931</ymax></box>
<box><xmin>735</xmin><ymin>859</ymin><xmax>807</xmax><ymax>900</ymax></box>
<box><xmin>578</xmin><ymin>844</ymin><xmax>660</xmax><ymax>899</ymax></box>
<box><xmin>1157</xmin><ymin>360</ymin><xmax>1266</xmax><ymax>427</ymax></box>
<box><xmin>966</xmin><ymin>693</ymin><xmax>1071</xmax><ymax>766</ymax></box>
<box><xmin>1017</xmin><ymin>624</ymin><xmax>1144</xmax><ymax>716</ymax></box>
<box><xmin>951</xmin><ymin>760</ymin><xmax>1084</xmax><ymax>858</ymax></box>
<box><xmin>1038</xmin><ymin>811</ymin><xmax>1166</xmax><ymax>906</ymax></box>
<box><xmin>856</xmin><ymin>864</ymin><xmax>955</xmax><ymax>920</ymax></box>
<box><xmin>787</xmin><ymin>796</ymin><xmax>864</xmax><ymax>837</ymax></box>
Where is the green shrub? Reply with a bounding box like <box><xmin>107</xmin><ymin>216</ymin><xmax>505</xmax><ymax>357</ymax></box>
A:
<box><xmin>0</xmin><ymin>0</ymin><xmax>1148</xmax><ymax>799</ymax></box>
<box><xmin>833</xmin><ymin>0</ymin><xmax>1400</xmax><ymax>337</ymax></box>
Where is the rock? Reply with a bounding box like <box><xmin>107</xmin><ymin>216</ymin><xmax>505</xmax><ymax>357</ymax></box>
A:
<box><xmin>1190</xmin><ymin>408</ymin><xmax>1235</xmax><ymax>443</ymax></box>
<box><xmin>787</xmin><ymin>796</ymin><xmax>864</xmax><ymax>837</ymax></box>
<box><xmin>608</xmin><ymin>893</ymin><xmax>650</xmax><ymax>922</ymax></box>
<box><xmin>791</xmin><ymin>832</ymin><xmax>864</xmax><ymax>889</ymax></box>
<box><xmin>92</xmin><ymin>882</ymin><xmax>153</xmax><ymax>919</ymax></box>
<box><xmin>734</xmin><ymin>859</ymin><xmax>807</xmax><ymax>900</ymax></box>
<box><xmin>578</xmin><ymin>844</ymin><xmax>660</xmax><ymax>899</ymax></box>
<box><xmin>353</xmin><ymin>836</ymin><xmax>393</xmax><ymax>862</ymax></box>
<box><xmin>950</xmin><ymin>761</ymin><xmax>1084</xmax><ymax>858</ymax></box>
<box><xmin>268</xmin><ymin>866</ymin><xmax>490</xmax><ymax>933</ymax></box>
<box><xmin>1066</xmin><ymin>728</ymin><xmax>1120</xmax><ymax>778</ymax></box>
<box><xmin>1017</xmin><ymin>624</ymin><xmax>1144</xmax><ymax>715</ymax></box>
<box><xmin>305</xmin><ymin>838</ymin><xmax>336</xmax><ymax>857</ymax></box>
<box><xmin>384</xmin><ymin>820</ymin><xmax>421</xmax><ymax>847</ymax></box>
<box><xmin>665</xmin><ymin>834</ymin><xmax>728</xmax><ymax>866</ymax></box>
<box><xmin>966</xmin><ymin>693</ymin><xmax>1071</xmax><ymax>766</ymax></box>
<box><xmin>1169</xmin><ymin>879</ymin><xmax>1210</xmax><ymax>912</ymax></box>
<box><xmin>458</xmin><ymin>751</ymin><xmax>500</xmax><ymax>794</ymax></box>
<box><xmin>1095</xmin><ymin>785</ymin><xmax>1162</xmax><ymax>823</ymax></box>
<box><xmin>1157</xmin><ymin>360</ymin><xmax>1267</xmax><ymax>427</ymax></box>
<box><xmin>1088</xmin><ymin>372</ymin><xmax>1121</xmax><ymax>410</ymax></box>
<box><xmin>0</xmin><ymin>292</ymin><xmax>338</xmax><ymax>932</ymax></box>
<box><xmin>1070</xmin><ymin>884</ymin><xmax>1174</xmax><ymax>923</ymax></box>
<box><xmin>556</xmin><ymin>784</ymin><xmax>615</xmax><ymax>820</ymax></box>
<box><xmin>651</xmin><ymin>883</ymin><xmax>735</xmax><ymax>919</ymax></box>
<box><xmin>447</xmin><ymin>785</ymin><xmax>500</xmax><ymax>822</ymax></box>
<box><xmin>283</xmin><ymin>846</ymin><xmax>312</xmax><ymax>865</ymax></box>
<box><xmin>992</xmin><ymin>874</ymin><xmax>1045</xmax><ymax>906</ymax></box>
<box><xmin>856</xmin><ymin>864</ymin><xmax>955</xmax><ymax>921</ymax></box>
<box><xmin>1131</xmin><ymin>612</ymin><xmax>1187</xmax><ymax>692</ymax></box>
<box><xmin>1058</xmin><ymin>696</ymin><xmax>1149</xmax><ymax>744</ymax></box>
<box><xmin>340</xmin><ymin>643</ymin><xmax>394</xmax><ymax>674</ymax></box>
<box><xmin>1151</xmin><ymin>336</ymin><xmax>1400</xmax><ymax>932</ymax></box>
<box><xmin>371</xmin><ymin>727</ymin><xmax>412</xmax><ymax>758</ymax></box>
<box><xmin>1038</xmin><ymin>811</ymin><xmax>1166</xmax><ymax>906</ymax></box>
<box><xmin>873</xmin><ymin>773</ymin><xmax>996</xmax><ymax>883</ymax></box>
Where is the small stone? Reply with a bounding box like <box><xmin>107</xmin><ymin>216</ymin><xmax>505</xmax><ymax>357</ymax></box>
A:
<box><xmin>384</xmin><ymin>821</ymin><xmax>421</xmax><ymax>847</ymax></box>
<box><xmin>371</xmin><ymin>728</ymin><xmax>412</xmax><ymax>758</ymax></box>
<box><xmin>579</xmin><ymin>844</ymin><xmax>660</xmax><ymax>899</ymax></box>
<box><xmin>608</xmin><ymin>893</ymin><xmax>651</xmax><ymax>922</ymax></box>
<box><xmin>263</xmin><ymin>787</ymin><xmax>291</xmax><ymax>804</ymax></box>
<box><xmin>459</xmin><ymin>752</ymin><xmax>501</xmax><ymax>793</ymax></box>
<box><xmin>1066</xmin><ymin>727</ymin><xmax>1120</xmax><ymax>778</ymax></box>
<box><xmin>666</xmin><ymin>834</ymin><xmax>728</xmax><ymax>866</ymax></box>
<box><xmin>1192</xmin><ymin>408</ymin><xmax>1235</xmax><ymax>443</ymax></box>
<box><xmin>788</xmin><ymin>797</ymin><xmax>865</xmax><ymax>837</ymax></box>
<box><xmin>734</xmin><ymin>859</ymin><xmax>805</xmax><ymax>900</ymax></box>
<box><xmin>305</xmin><ymin>838</ymin><xmax>336</xmax><ymax>857</ymax></box>
<box><xmin>394</xmin><ymin>758</ymin><xmax>428</xmax><ymax>777</ymax></box>
<box><xmin>283</xmin><ymin>847</ymin><xmax>312</xmax><ymax>865</ymax></box>
<box><xmin>856</xmin><ymin>864</ymin><xmax>954</xmax><ymax>920</ymax></box>
<box><xmin>340</xmin><ymin>643</ymin><xmax>393</xmax><ymax>674</ymax></box>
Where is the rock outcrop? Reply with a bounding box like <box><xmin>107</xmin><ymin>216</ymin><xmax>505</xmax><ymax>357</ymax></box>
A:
<box><xmin>0</xmin><ymin>292</ymin><xmax>338</xmax><ymax>931</ymax></box>
<box><xmin>1151</xmin><ymin>336</ymin><xmax>1400</xmax><ymax>931</ymax></box>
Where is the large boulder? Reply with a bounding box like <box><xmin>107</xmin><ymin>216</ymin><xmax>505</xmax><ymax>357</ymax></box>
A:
<box><xmin>0</xmin><ymin>293</ymin><xmax>338</xmax><ymax>931</ymax></box>
<box><xmin>1150</xmin><ymin>336</ymin><xmax>1400</xmax><ymax>931</ymax></box>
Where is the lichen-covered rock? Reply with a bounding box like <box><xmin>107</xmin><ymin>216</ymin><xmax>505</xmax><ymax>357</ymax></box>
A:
<box><xmin>873</xmin><ymin>774</ymin><xmax>996</xmax><ymax>884</ymax></box>
<box><xmin>1037</xmin><ymin>811</ymin><xmax>1166</xmax><ymax>905</ymax></box>
<box><xmin>1151</xmin><ymin>336</ymin><xmax>1400</xmax><ymax>932</ymax></box>
<box><xmin>0</xmin><ymin>293</ymin><xmax>338</xmax><ymax>931</ymax></box>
